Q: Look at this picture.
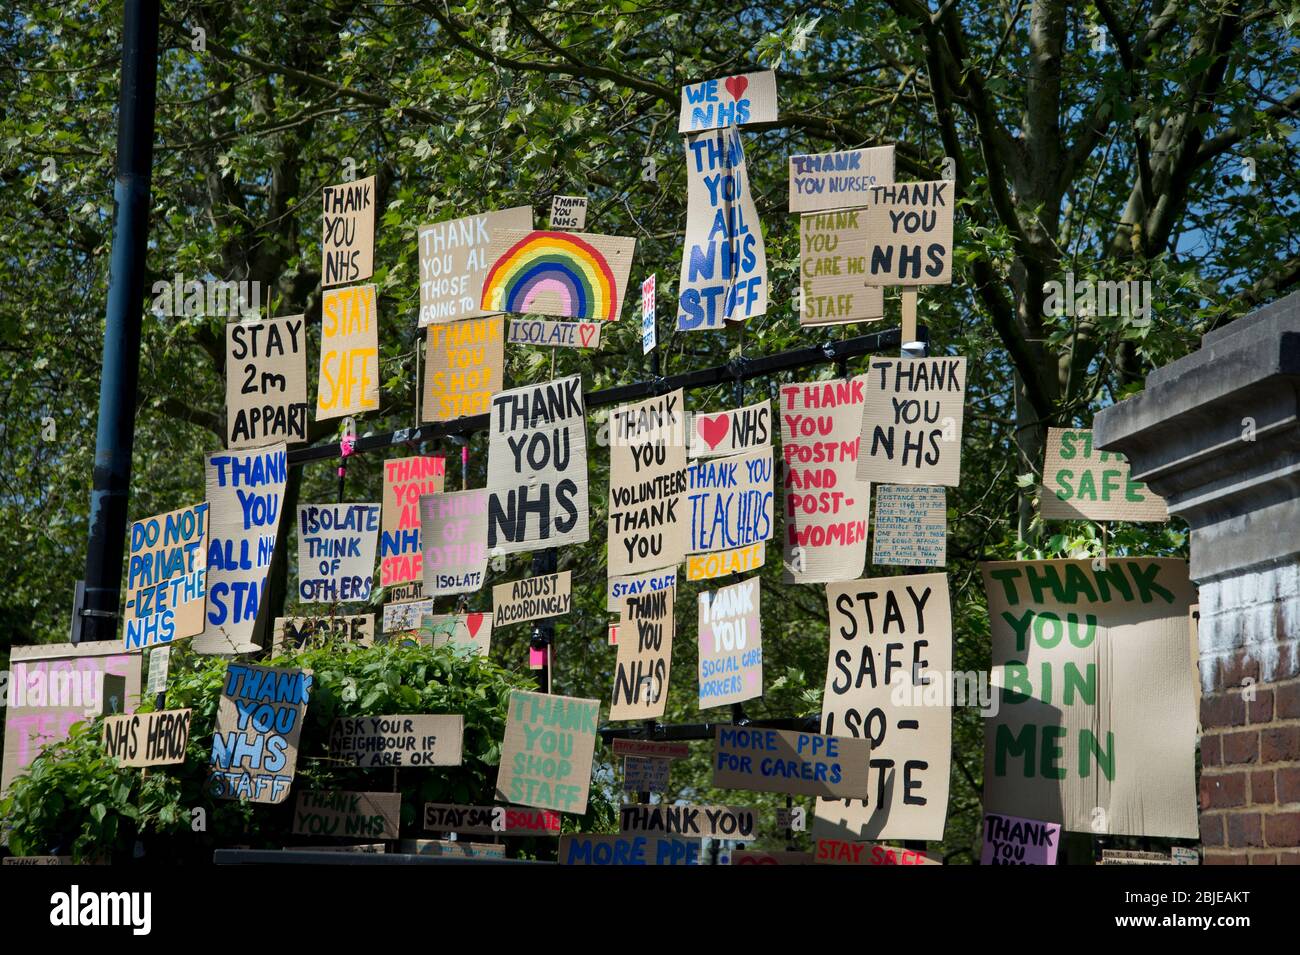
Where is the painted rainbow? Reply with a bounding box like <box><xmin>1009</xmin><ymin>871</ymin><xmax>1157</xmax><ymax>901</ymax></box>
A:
<box><xmin>481</xmin><ymin>231</ymin><xmax>620</xmax><ymax>321</ymax></box>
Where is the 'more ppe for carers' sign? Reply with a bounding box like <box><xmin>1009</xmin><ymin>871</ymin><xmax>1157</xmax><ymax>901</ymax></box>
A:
<box><xmin>712</xmin><ymin>726</ymin><xmax>870</xmax><ymax>799</ymax></box>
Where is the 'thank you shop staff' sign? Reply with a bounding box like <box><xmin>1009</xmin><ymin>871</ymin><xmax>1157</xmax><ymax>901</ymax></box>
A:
<box><xmin>423</xmin><ymin>317</ymin><xmax>505</xmax><ymax>422</ymax></box>
<box><xmin>496</xmin><ymin>690</ymin><xmax>599</xmax><ymax>814</ymax></box>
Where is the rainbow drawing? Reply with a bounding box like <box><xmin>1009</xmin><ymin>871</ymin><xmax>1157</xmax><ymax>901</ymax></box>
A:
<box><xmin>480</xmin><ymin>231</ymin><xmax>623</xmax><ymax>321</ymax></box>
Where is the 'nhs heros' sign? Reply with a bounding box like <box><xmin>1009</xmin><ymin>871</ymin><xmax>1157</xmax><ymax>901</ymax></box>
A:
<box><xmin>209</xmin><ymin>663</ymin><xmax>311</xmax><ymax>805</ymax></box>
<box><xmin>123</xmin><ymin>503</ymin><xmax>209</xmax><ymax>650</ymax></box>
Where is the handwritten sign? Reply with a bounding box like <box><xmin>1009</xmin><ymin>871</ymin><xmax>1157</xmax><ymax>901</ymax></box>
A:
<box><xmin>419</xmin><ymin>612</ymin><xmax>492</xmax><ymax>656</ymax></box>
<box><xmin>982</xmin><ymin>559</ymin><xmax>1198</xmax><ymax>837</ymax></box>
<box><xmin>677</xmin><ymin>127</ymin><xmax>767</xmax><ymax>329</ymax></box>
<box><xmin>418</xmin><ymin>206</ymin><xmax>532</xmax><ymax>325</ymax></box>
<box><xmin>381</xmin><ymin>599</ymin><xmax>432</xmax><ymax>635</ymax></box>
<box><xmin>292</xmin><ymin>791</ymin><xmax>399</xmax><ymax>840</ymax></box>
<box><xmin>688</xmin><ymin>400</ymin><xmax>771</xmax><ymax>458</ymax></box>
<box><xmin>496</xmin><ymin>690</ymin><xmax>599</xmax><ymax>814</ymax></box>
<box><xmin>712</xmin><ymin>726</ymin><xmax>871</xmax><ymax>799</ymax></box>
<box><xmin>697</xmin><ymin>576</ymin><xmax>762</xmax><ymax>709</ymax></box>
<box><xmin>678</xmin><ymin>70</ymin><xmax>777</xmax><ymax>132</ymax></box>
<box><xmin>607</xmin><ymin>567</ymin><xmax>678</xmax><ymax>613</ymax></box>
<box><xmin>980</xmin><ymin>812</ymin><xmax>1061</xmax><ymax>865</ymax></box>
<box><xmin>560</xmin><ymin>834</ymin><xmax>700</xmax><ymax>866</ymax></box>
<box><xmin>799</xmin><ymin>212</ymin><xmax>885</xmax><ymax>325</ymax></box>
<box><xmin>863</xmin><ymin>181</ymin><xmax>954</xmax><ymax>285</ymax></box>
<box><xmin>620</xmin><ymin>804</ymin><xmax>756</xmax><ymax>839</ymax></box>
<box><xmin>273</xmin><ymin>614</ymin><xmax>374</xmax><ymax>651</ymax></box>
<box><xmin>317</xmin><ymin>285</ymin><xmax>379</xmax><ymax>420</ymax></box>
<box><xmin>423</xmin><ymin>802</ymin><xmax>561</xmax><ymax>836</ymax></box>
<box><xmin>788</xmin><ymin>145</ymin><xmax>895</xmax><ymax>213</ymax></box>
<box><xmin>686</xmin><ymin>542</ymin><xmax>765</xmax><ymax>580</ymax></box>
<box><xmin>609</xmin><ymin>389</ymin><xmax>688</xmax><ymax>575</ymax></box>
<box><xmin>423</xmin><ymin>317</ymin><xmax>504</xmax><ymax>422</ymax></box>
<box><xmin>225</xmin><ymin>315</ymin><xmax>308</xmax><ymax>448</ymax></box>
<box><xmin>872</xmin><ymin>485</ymin><xmax>947</xmax><ymax>567</ymax></box>
<box><xmin>102</xmin><ymin>709</ymin><xmax>191</xmax><ymax>768</ymax></box>
<box><xmin>610</xmin><ymin>738</ymin><xmax>691</xmax><ymax>759</ymax></box>
<box><xmin>124</xmin><ymin>503</ymin><xmax>209</xmax><ymax>650</ymax></box>
<box><xmin>819</xmin><ymin>573</ymin><xmax>953</xmax><ymax>842</ymax></box>
<box><xmin>549</xmin><ymin>195</ymin><xmax>588</xmax><ymax>230</ymax></box>
<box><xmin>686</xmin><ymin>448</ymin><xmax>774</xmax><ymax>554</ymax></box>
<box><xmin>622</xmin><ymin>756</ymin><xmax>670</xmax><ymax>793</ymax></box>
<box><xmin>610</xmin><ymin>589</ymin><xmax>674</xmax><ymax>720</ymax></box>
<box><xmin>196</xmin><ymin>444</ymin><xmax>287</xmax><ymax>654</ymax></box>
<box><xmin>857</xmin><ymin>357</ymin><xmax>965</xmax><ymax>486</ymax></box>
<box><xmin>780</xmin><ymin>377</ymin><xmax>871</xmax><ymax>583</ymax></box>
<box><xmin>329</xmin><ymin>715</ymin><xmax>464</xmax><ymax>768</ymax></box>
<box><xmin>481</xmin><ymin>230</ymin><xmax>636</xmax><ymax>322</ymax></box>
<box><xmin>815</xmin><ymin>839</ymin><xmax>940</xmax><ymax>865</ymax></box>
<box><xmin>146</xmin><ymin>646</ymin><xmax>169</xmax><ymax>695</ymax></box>
<box><xmin>641</xmin><ymin>274</ymin><xmax>656</xmax><ymax>354</ymax></box>
<box><xmin>507</xmin><ymin>318</ymin><xmax>602</xmax><ymax>349</ymax></box>
<box><xmin>419</xmin><ymin>488</ymin><xmax>490</xmax><ymax>597</ymax></box>
<box><xmin>296</xmin><ymin>504</ymin><xmax>381</xmax><ymax>603</ymax></box>
<box><xmin>487</xmin><ymin>375</ymin><xmax>589</xmax><ymax>553</ymax></box>
<box><xmin>493</xmin><ymin>571</ymin><xmax>572</xmax><ymax>627</ymax></box>
<box><xmin>380</xmin><ymin>456</ymin><xmax>445</xmax><ymax>598</ymax></box>
<box><xmin>1041</xmin><ymin>427</ymin><xmax>1168</xmax><ymax>521</ymax></box>
<box><xmin>209</xmin><ymin>663</ymin><xmax>312</xmax><ymax>804</ymax></box>
<box><xmin>321</xmin><ymin>175</ymin><xmax>375</xmax><ymax>287</ymax></box>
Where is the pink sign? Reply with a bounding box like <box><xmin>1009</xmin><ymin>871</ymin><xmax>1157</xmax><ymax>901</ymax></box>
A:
<box><xmin>980</xmin><ymin>812</ymin><xmax>1061</xmax><ymax>865</ymax></box>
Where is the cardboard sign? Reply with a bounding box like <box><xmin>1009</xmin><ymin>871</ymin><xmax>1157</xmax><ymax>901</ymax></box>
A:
<box><xmin>124</xmin><ymin>502</ymin><xmax>209</xmax><ymax>650</ymax></box>
<box><xmin>622</xmin><ymin>756</ymin><xmax>670</xmax><ymax>793</ymax></box>
<box><xmin>560</xmin><ymin>834</ymin><xmax>700</xmax><ymax>866</ymax></box>
<box><xmin>780</xmin><ymin>377</ymin><xmax>871</xmax><ymax>583</ymax></box>
<box><xmin>3</xmin><ymin>641</ymin><xmax>142</xmax><ymax>791</ymax></box>
<box><xmin>292</xmin><ymin>791</ymin><xmax>399</xmax><ymax>840</ymax></box>
<box><xmin>329</xmin><ymin>715</ymin><xmax>464</xmax><ymax>768</ymax></box>
<box><xmin>418</xmin><ymin>206</ymin><xmax>533</xmax><ymax>325</ymax></box>
<box><xmin>321</xmin><ymin>175</ymin><xmax>375</xmax><ymax>287</ymax></box>
<box><xmin>486</xmin><ymin>375</ymin><xmax>589</xmax><ymax>553</ymax></box>
<box><xmin>195</xmin><ymin>444</ymin><xmax>288</xmax><ymax>654</ymax></box>
<box><xmin>146</xmin><ymin>646</ymin><xmax>169</xmax><ymax>695</ymax></box>
<box><xmin>507</xmin><ymin>318</ymin><xmax>602</xmax><ymax>348</ymax></box>
<box><xmin>1040</xmin><ymin>428</ymin><xmax>1168</xmax><ymax>522</ymax></box>
<box><xmin>380</xmin><ymin>456</ymin><xmax>446</xmax><ymax>596</ymax></box>
<box><xmin>2</xmin><ymin>857</ymin><xmax>76</xmax><ymax>866</ymax></box>
<box><xmin>712</xmin><ymin>726</ymin><xmax>871</xmax><ymax>799</ymax></box>
<box><xmin>872</xmin><ymin>484</ymin><xmax>947</xmax><ymax>567</ymax></box>
<box><xmin>608</xmin><ymin>389</ymin><xmax>688</xmax><ymax>575</ymax></box>
<box><xmin>549</xmin><ymin>195</ymin><xmax>588</xmax><ymax>230</ymax></box>
<box><xmin>495</xmin><ymin>690</ymin><xmax>599</xmax><ymax>814</ymax></box>
<box><xmin>678</xmin><ymin>70</ymin><xmax>778</xmax><ymax>132</ymax></box>
<box><xmin>798</xmin><ymin>212</ymin><xmax>885</xmax><ymax>326</ymax></box>
<box><xmin>493</xmin><ymin>571</ymin><xmax>572</xmax><ymax>627</ymax></box>
<box><xmin>620</xmin><ymin>804</ymin><xmax>756</xmax><ymax>839</ymax></box>
<box><xmin>819</xmin><ymin>573</ymin><xmax>953</xmax><ymax>841</ymax></box>
<box><xmin>687</xmin><ymin>400</ymin><xmax>771</xmax><ymax>458</ymax></box>
<box><xmin>316</xmin><ymin>284</ymin><xmax>379</xmax><ymax>420</ymax></box>
<box><xmin>609</xmin><ymin>738</ymin><xmax>691</xmax><ymax>760</ymax></box>
<box><xmin>423</xmin><ymin>802</ymin><xmax>562</xmax><ymax>836</ymax></box>
<box><xmin>857</xmin><ymin>357</ymin><xmax>965</xmax><ymax>486</ymax></box>
<box><xmin>789</xmin><ymin>145</ymin><xmax>895</xmax><ymax>213</ymax></box>
<box><xmin>296</xmin><ymin>504</ymin><xmax>381</xmax><ymax>603</ymax></box>
<box><xmin>419</xmin><ymin>612</ymin><xmax>492</xmax><ymax>656</ymax></box>
<box><xmin>697</xmin><ymin>576</ymin><xmax>762</xmax><ymax>709</ymax></box>
<box><xmin>273</xmin><ymin>614</ymin><xmax>374</xmax><ymax>650</ymax></box>
<box><xmin>423</xmin><ymin>317</ymin><xmax>505</xmax><ymax>422</ymax></box>
<box><xmin>686</xmin><ymin>542</ymin><xmax>765</xmax><ymax>580</ymax></box>
<box><xmin>420</xmin><ymin>487</ymin><xmax>490</xmax><ymax>597</ymax></box>
<box><xmin>815</xmin><ymin>839</ymin><xmax>940</xmax><ymax>865</ymax></box>
<box><xmin>641</xmin><ymin>274</ymin><xmax>656</xmax><ymax>354</ymax></box>
<box><xmin>863</xmin><ymin>181</ymin><xmax>954</xmax><ymax>285</ymax></box>
<box><xmin>481</xmin><ymin>229</ymin><xmax>636</xmax><ymax>322</ymax></box>
<box><xmin>102</xmin><ymin>709</ymin><xmax>191</xmax><ymax>768</ymax></box>
<box><xmin>980</xmin><ymin>812</ymin><xmax>1061</xmax><ymax>865</ymax></box>
<box><xmin>607</xmin><ymin>567</ymin><xmax>678</xmax><ymax>613</ymax></box>
<box><xmin>982</xmin><ymin>559</ymin><xmax>1198</xmax><ymax>837</ymax></box>
<box><xmin>225</xmin><ymin>315</ymin><xmax>309</xmax><ymax>448</ymax></box>
<box><xmin>399</xmin><ymin>839</ymin><xmax>506</xmax><ymax>859</ymax></box>
<box><xmin>677</xmin><ymin>127</ymin><xmax>767</xmax><ymax>329</ymax></box>
<box><xmin>686</xmin><ymin>448</ymin><xmax>775</xmax><ymax>554</ymax></box>
<box><xmin>731</xmin><ymin>850</ymin><xmax>813</xmax><ymax>865</ymax></box>
<box><xmin>209</xmin><ymin>663</ymin><xmax>312</xmax><ymax>804</ymax></box>
<box><xmin>292</xmin><ymin>844</ymin><xmax>385</xmax><ymax>854</ymax></box>
<box><xmin>610</xmin><ymin>588</ymin><xmax>674</xmax><ymax>720</ymax></box>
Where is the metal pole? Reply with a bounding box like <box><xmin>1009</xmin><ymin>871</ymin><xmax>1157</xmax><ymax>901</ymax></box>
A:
<box><xmin>80</xmin><ymin>0</ymin><xmax>161</xmax><ymax>643</ymax></box>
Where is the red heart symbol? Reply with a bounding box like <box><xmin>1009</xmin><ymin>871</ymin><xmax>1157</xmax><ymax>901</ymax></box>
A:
<box><xmin>724</xmin><ymin>75</ymin><xmax>749</xmax><ymax>101</ymax></box>
<box><xmin>698</xmin><ymin>414</ymin><xmax>730</xmax><ymax>450</ymax></box>
<box><xmin>579</xmin><ymin>323</ymin><xmax>596</xmax><ymax>347</ymax></box>
<box><xmin>465</xmin><ymin>613</ymin><xmax>484</xmax><ymax>637</ymax></box>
